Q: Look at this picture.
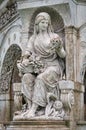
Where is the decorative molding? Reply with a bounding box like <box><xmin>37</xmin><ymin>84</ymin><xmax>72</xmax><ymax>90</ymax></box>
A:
<box><xmin>72</xmin><ymin>0</ymin><xmax>86</xmax><ymax>5</ymax></box>
<box><xmin>0</xmin><ymin>1</ymin><xmax>19</xmax><ymax>30</ymax></box>
<box><xmin>75</xmin><ymin>0</ymin><xmax>86</xmax><ymax>3</ymax></box>
<box><xmin>80</xmin><ymin>55</ymin><xmax>86</xmax><ymax>83</ymax></box>
<box><xmin>0</xmin><ymin>44</ymin><xmax>21</xmax><ymax>92</ymax></box>
<box><xmin>17</xmin><ymin>0</ymin><xmax>69</xmax><ymax>10</ymax></box>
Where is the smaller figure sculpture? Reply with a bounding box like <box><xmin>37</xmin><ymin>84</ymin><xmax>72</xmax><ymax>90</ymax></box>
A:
<box><xmin>45</xmin><ymin>93</ymin><xmax>65</xmax><ymax>119</ymax></box>
<box><xmin>14</xmin><ymin>12</ymin><xmax>66</xmax><ymax>120</ymax></box>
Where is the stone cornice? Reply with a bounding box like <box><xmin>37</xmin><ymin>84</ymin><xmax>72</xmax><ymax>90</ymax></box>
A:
<box><xmin>65</xmin><ymin>26</ymin><xmax>79</xmax><ymax>36</ymax></box>
<box><xmin>17</xmin><ymin>0</ymin><xmax>69</xmax><ymax>10</ymax></box>
<box><xmin>74</xmin><ymin>0</ymin><xmax>86</xmax><ymax>3</ymax></box>
<box><xmin>72</xmin><ymin>0</ymin><xmax>86</xmax><ymax>5</ymax></box>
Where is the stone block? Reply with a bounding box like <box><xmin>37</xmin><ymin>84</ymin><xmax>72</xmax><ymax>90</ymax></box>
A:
<box><xmin>59</xmin><ymin>80</ymin><xmax>74</xmax><ymax>90</ymax></box>
<box><xmin>0</xmin><ymin>93</ymin><xmax>10</xmax><ymax>122</ymax></box>
<box><xmin>5</xmin><ymin>120</ymin><xmax>70</xmax><ymax>130</ymax></box>
<box><xmin>77</xmin><ymin>121</ymin><xmax>86</xmax><ymax>130</ymax></box>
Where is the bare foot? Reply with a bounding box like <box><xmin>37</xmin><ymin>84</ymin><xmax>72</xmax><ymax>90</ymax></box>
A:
<box><xmin>13</xmin><ymin>112</ymin><xmax>26</xmax><ymax>120</ymax></box>
<box><xmin>24</xmin><ymin>103</ymin><xmax>38</xmax><ymax>118</ymax></box>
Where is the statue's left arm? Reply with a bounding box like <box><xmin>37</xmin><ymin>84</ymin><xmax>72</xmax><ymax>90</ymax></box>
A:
<box><xmin>50</xmin><ymin>33</ymin><xmax>66</xmax><ymax>58</ymax></box>
<box><xmin>56</xmin><ymin>44</ymin><xmax>66</xmax><ymax>58</ymax></box>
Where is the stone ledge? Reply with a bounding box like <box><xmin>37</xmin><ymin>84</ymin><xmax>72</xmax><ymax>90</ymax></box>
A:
<box><xmin>17</xmin><ymin>0</ymin><xmax>69</xmax><ymax>10</ymax></box>
<box><xmin>3</xmin><ymin>120</ymin><xmax>68</xmax><ymax>125</ymax></box>
<box><xmin>3</xmin><ymin>120</ymin><xmax>70</xmax><ymax>130</ymax></box>
<box><xmin>76</xmin><ymin>121</ymin><xmax>86</xmax><ymax>130</ymax></box>
<box><xmin>77</xmin><ymin>120</ymin><xmax>86</xmax><ymax>125</ymax></box>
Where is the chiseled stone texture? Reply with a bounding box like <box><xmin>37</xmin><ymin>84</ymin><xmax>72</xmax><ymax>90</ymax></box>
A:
<box><xmin>0</xmin><ymin>0</ymin><xmax>86</xmax><ymax>130</ymax></box>
<box><xmin>77</xmin><ymin>121</ymin><xmax>86</xmax><ymax>130</ymax></box>
<box><xmin>0</xmin><ymin>93</ymin><xmax>10</xmax><ymax>122</ymax></box>
<box><xmin>5</xmin><ymin>120</ymin><xmax>70</xmax><ymax>130</ymax></box>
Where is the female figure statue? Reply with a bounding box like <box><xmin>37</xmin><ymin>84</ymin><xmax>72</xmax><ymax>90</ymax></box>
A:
<box><xmin>16</xmin><ymin>12</ymin><xmax>66</xmax><ymax>119</ymax></box>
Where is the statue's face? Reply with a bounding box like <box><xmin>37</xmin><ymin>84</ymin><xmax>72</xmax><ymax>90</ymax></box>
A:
<box><xmin>38</xmin><ymin>19</ymin><xmax>49</xmax><ymax>31</ymax></box>
<box><xmin>53</xmin><ymin>101</ymin><xmax>63</xmax><ymax>111</ymax></box>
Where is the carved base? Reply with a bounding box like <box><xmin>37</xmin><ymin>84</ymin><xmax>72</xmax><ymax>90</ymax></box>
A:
<box><xmin>13</xmin><ymin>115</ymin><xmax>69</xmax><ymax>121</ymax></box>
<box><xmin>4</xmin><ymin>120</ymin><xmax>70</xmax><ymax>130</ymax></box>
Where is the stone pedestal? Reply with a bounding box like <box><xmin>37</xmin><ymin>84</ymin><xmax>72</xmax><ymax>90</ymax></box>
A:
<box><xmin>4</xmin><ymin>120</ymin><xmax>70</xmax><ymax>130</ymax></box>
<box><xmin>0</xmin><ymin>93</ymin><xmax>10</xmax><ymax>122</ymax></box>
<box><xmin>13</xmin><ymin>83</ymin><xmax>22</xmax><ymax>113</ymax></box>
<box><xmin>65</xmin><ymin>26</ymin><xmax>78</xmax><ymax>81</ymax></box>
<box><xmin>65</xmin><ymin>26</ymin><xmax>84</xmax><ymax>130</ymax></box>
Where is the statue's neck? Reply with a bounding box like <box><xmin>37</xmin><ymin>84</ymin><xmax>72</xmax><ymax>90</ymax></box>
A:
<box><xmin>38</xmin><ymin>31</ymin><xmax>50</xmax><ymax>38</ymax></box>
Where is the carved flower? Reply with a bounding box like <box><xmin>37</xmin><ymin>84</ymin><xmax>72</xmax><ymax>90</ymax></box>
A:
<box><xmin>50</xmin><ymin>36</ymin><xmax>62</xmax><ymax>50</ymax></box>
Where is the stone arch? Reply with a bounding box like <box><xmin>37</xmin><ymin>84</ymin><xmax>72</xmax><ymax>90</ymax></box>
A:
<box><xmin>0</xmin><ymin>25</ymin><xmax>22</xmax><ymax>72</ymax></box>
<box><xmin>78</xmin><ymin>23</ymin><xmax>86</xmax><ymax>84</ymax></box>
<box><xmin>0</xmin><ymin>44</ymin><xmax>22</xmax><ymax>92</ymax></box>
<box><xmin>0</xmin><ymin>44</ymin><xmax>22</xmax><ymax>120</ymax></box>
<box><xmin>84</xmin><ymin>71</ymin><xmax>86</xmax><ymax>120</ymax></box>
<box><xmin>0</xmin><ymin>25</ymin><xmax>22</xmax><ymax>50</ymax></box>
<box><xmin>81</xmin><ymin>55</ymin><xmax>86</xmax><ymax>120</ymax></box>
<box><xmin>81</xmin><ymin>55</ymin><xmax>86</xmax><ymax>83</ymax></box>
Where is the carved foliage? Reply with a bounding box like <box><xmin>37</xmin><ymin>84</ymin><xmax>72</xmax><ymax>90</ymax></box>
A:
<box><xmin>0</xmin><ymin>1</ymin><xmax>18</xmax><ymax>30</ymax></box>
<box><xmin>0</xmin><ymin>44</ymin><xmax>21</xmax><ymax>92</ymax></box>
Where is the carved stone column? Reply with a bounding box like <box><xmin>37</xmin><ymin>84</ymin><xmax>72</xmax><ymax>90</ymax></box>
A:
<box><xmin>0</xmin><ymin>93</ymin><xmax>10</xmax><ymax>122</ymax></box>
<box><xmin>65</xmin><ymin>26</ymin><xmax>78</xmax><ymax>81</ymax></box>
<box><xmin>13</xmin><ymin>83</ymin><xmax>22</xmax><ymax>113</ymax></box>
<box><xmin>65</xmin><ymin>26</ymin><xmax>84</xmax><ymax>123</ymax></box>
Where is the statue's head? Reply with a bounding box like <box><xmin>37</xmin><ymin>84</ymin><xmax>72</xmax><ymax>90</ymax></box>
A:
<box><xmin>34</xmin><ymin>12</ymin><xmax>53</xmax><ymax>34</ymax></box>
<box><xmin>53</xmin><ymin>100</ymin><xmax>63</xmax><ymax>111</ymax></box>
<box><xmin>35</xmin><ymin>12</ymin><xmax>51</xmax><ymax>25</ymax></box>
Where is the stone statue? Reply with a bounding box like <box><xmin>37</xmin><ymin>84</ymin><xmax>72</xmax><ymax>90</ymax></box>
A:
<box><xmin>14</xmin><ymin>12</ymin><xmax>67</xmax><ymax>120</ymax></box>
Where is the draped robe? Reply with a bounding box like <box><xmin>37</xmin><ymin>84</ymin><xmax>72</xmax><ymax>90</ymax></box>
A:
<box><xmin>22</xmin><ymin>33</ymin><xmax>65</xmax><ymax>107</ymax></box>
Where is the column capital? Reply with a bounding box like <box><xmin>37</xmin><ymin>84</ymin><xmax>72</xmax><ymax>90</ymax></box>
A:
<box><xmin>65</xmin><ymin>26</ymin><xmax>78</xmax><ymax>36</ymax></box>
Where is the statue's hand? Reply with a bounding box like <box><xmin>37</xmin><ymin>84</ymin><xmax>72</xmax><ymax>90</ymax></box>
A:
<box><xmin>17</xmin><ymin>54</ymin><xmax>34</xmax><ymax>74</ymax></box>
<box><xmin>50</xmin><ymin>37</ymin><xmax>62</xmax><ymax>50</ymax></box>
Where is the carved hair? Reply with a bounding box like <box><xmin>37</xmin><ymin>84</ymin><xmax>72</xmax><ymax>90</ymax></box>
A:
<box><xmin>34</xmin><ymin>12</ymin><xmax>53</xmax><ymax>35</ymax></box>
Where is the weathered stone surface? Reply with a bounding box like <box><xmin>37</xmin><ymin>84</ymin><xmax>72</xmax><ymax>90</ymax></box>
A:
<box><xmin>77</xmin><ymin>121</ymin><xmax>86</xmax><ymax>130</ymax></box>
<box><xmin>0</xmin><ymin>93</ymin><xmax>10</xmax><ymax>122</ymax></box>
<box><xmin>13</xmin><ymin>11</ymin><xmax>75</xmax><ymax>121</ymax></box>
<box><xmin>5</xmin><ymin>120</ymin><xmax>70</xmax><ymax>130</ymax></box>
<box><xmin>0</xmin><ymin>0</ymin><xmax>86</xmax><ymax>130</ymax></box>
